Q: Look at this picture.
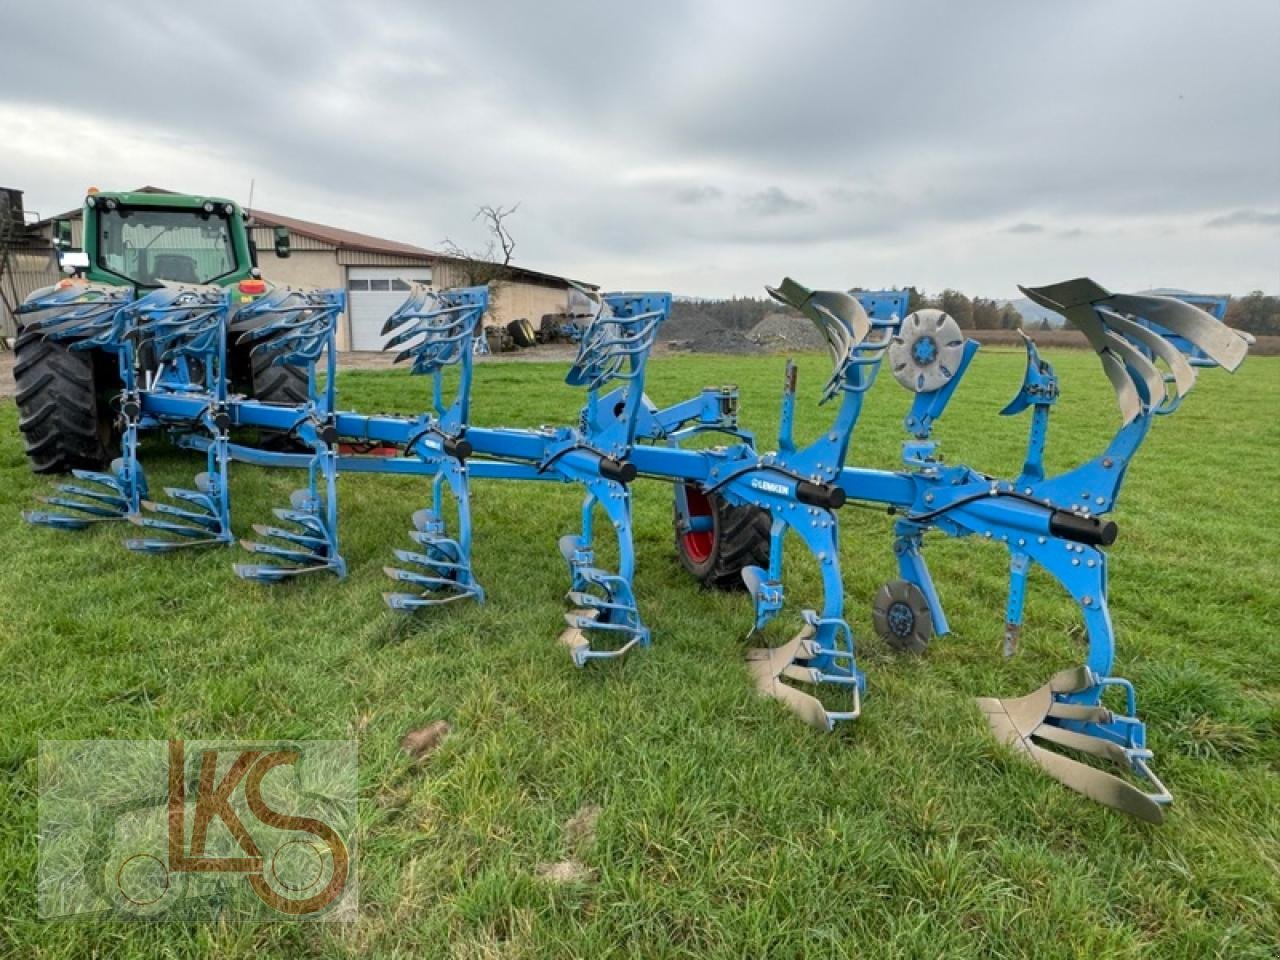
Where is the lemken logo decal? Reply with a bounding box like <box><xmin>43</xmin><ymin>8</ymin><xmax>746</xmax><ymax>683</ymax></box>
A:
<box><xmin>749</xmin><ymin>479</ymin><xmax>790</xmax><ymax>496</ymax></box>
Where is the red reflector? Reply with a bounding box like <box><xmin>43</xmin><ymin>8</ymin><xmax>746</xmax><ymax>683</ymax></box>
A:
<box><xmin>238</xmin><ymin>279</ymin><xmax>267</xmax><ymax>295</ymax></box>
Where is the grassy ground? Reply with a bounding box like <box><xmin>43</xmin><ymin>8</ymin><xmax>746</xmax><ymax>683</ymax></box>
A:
<box><xmin>1</xmin><ymin>347</ymin><xmax>1277</xmax><ymax>959</ymax></box>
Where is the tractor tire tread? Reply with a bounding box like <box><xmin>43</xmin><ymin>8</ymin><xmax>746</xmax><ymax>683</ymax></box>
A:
<box><xmin>704</xmin><ymin>500</ymin><xmax>772</xmax><ymax>589</ymax></box>
<box><xmin>674</xmin><ymin>491</ymin><xmax>772</xmax><ymax>591</ymax></box>
<box><xmin>249</xmin><ymin>350</ymin><xmax>309</xmax><ymax>406</ymax></box>
<box><xmin>13</xmin><ymin>326</ymin><xmax>112</xmax><ymax>474</ymax></box>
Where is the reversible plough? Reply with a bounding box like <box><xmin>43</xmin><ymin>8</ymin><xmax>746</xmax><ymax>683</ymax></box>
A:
<box><xmin>16</xmin><ymin>274</ymin><xmax>1253</xmax><ymax>823</ymax></box>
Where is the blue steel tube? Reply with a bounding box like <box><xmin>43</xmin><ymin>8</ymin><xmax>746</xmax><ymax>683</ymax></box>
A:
<box><xmin>835</xmin><ymin>467</ymin><xmax>917</xmax><ymax>508</ymax></box>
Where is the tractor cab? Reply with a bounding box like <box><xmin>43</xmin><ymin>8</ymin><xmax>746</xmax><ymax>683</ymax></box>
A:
<box><xmin>16</xmin><ymin>191</ymin><xmax>306</xmax><ymax>478</ymax></box>
<box><xmin>54</xmin><ymin>189</ymin><xmax>289</xmax><ymax>300</ymax></box>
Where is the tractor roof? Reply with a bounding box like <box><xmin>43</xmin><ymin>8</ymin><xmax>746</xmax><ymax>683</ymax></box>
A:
<box><xmin>42</xmin><ymin>185</ymin><xmax>237</xmax><ymax>221</ymax></box>
<box><xmin>89</xmin><ymin>188</ymin><xmax>240</xmax><ymax>211</ymax></box>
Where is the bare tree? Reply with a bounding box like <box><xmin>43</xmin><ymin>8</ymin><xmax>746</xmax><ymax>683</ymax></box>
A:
<box><xmin>478</xmin><ymin>203</ymin><xmax>518</xmax><ymax>266</ymax></box>
<box><xmin>439</xmin><ymin>203</ymin><xmax>521</xmax><ymax>327</ymax></box>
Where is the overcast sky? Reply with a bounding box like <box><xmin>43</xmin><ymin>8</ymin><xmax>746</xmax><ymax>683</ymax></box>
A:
<box><xmin>3</xmin><ymin>0</ymin><xmax>1277</xmax><ymax>298</ymax></box>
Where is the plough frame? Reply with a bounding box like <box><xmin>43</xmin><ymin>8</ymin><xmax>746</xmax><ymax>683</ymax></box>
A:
<box><xmin>14</xmin><ymin>271</ymin><xmax>1254</xmax><ymax>824</ymax></box>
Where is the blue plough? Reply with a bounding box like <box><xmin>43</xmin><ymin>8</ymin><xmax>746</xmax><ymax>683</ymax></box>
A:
<box><xmin>15</xmin><ymin>272</ymin><xmax>1253</xmax><ymax>823</ymax></box>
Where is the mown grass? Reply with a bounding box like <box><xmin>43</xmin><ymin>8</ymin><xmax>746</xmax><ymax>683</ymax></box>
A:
<box><xmin>1</xmin><ymin>347</ymin><xmax>1277</xmax><ymax>959</ymax></box>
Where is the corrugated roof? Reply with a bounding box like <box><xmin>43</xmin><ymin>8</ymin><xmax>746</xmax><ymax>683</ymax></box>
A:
<box><xmin>248</xmin><ymin>208</ymin><xmax>442</xmax><ymax>260</ymax></box>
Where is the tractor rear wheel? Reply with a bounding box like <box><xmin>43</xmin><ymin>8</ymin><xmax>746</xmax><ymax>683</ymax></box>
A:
<box><xmin>673</xmin><ymin>483</ymin><xmax>771</xmax><ymax>590</ymax></box>
<box><xmin>238</xmin><ymin>348</ymin><xmax>309</xmax><ymax>449</ymax></box>
<box><xmin>248</xmin><ymin>349</ymin><xmax>308</xmax><ymax>406</ymax></box>
<box><xmin>13</xmin><ymin>326</ymin><xmax>115</xmax><ymax>474</ymax></box>
<box><xmin>227</xmin><ymin>307</ymin><xmax>309</xmax><ymax>406</ymax></box>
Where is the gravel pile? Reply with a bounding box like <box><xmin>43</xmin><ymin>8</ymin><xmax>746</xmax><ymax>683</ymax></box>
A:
<box><xmin>748</xmin><ymin>313</ymin><xmax>827</xmax><ymax>352</ymax></box>
<box><xmin>671</xmin><ymin>328</ymin><xmax>762</xmax><ymax>355</ymax></box>
<box><xmin>667</xmin><ymin>313</ymin><xmax>833</xmax><ymax>355</ymax></box>
<box><xmin>661</xmin><ymin>301</ymin><xmax>831</xmax><ymax>355</ymax></box>
<box><xmin>659</xmin><ymin>312</ymin><xmax>727</xmax><ymax>342</ymax></box>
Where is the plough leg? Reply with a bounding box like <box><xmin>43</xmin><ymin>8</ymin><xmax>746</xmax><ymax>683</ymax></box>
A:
<box><xmin>384</xmin><ymin>465</ymin><xmax>484</xmax><ymax>609</ymax></box>
<box><xmin>744</xmin><ymin>512</ymin><xmax>862</xmax><ymax>731</ymax></box>
<box><xmin>127</xmin><ymin>413</ymin><xmax>233</xmax><ymax>553</ymax></box>
<box><xmin>235</xmin><ymin>445</ymin><xmax>346</xmax><ymax>582</ymax></box>
<box><xmin>233</xmin><ymin>288</ymin><xmax>348</xmax><ymax>583</ymax></box>
<box><xmin>558</xmin><ymin>480</ymin><xmax>648</xmax><ymax>665</ymax></box>
<box><xmin>380</xmin><ymin>284</ymin><xmax>488</xmax><ymax>610</ymax></box>
<box><xmin>22</xmin><ymin>286</ymin><xmax>143</xmax><ymax>530</ymax></box>
<box><xmin>975</xmin><ymin>537</ymin><xmax>1170</xmax><ymax>822</ymax></box>
<box><xmin>1004</xmin><ymin>551</ymin><xmax>1030</xmax><ymax>657</ymax></box>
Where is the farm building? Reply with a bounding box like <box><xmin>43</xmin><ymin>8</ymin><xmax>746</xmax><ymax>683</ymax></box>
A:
<box><xmin>1</xmin><ymin>186</ymin><xmax>591</xmax><ymax>351</ymax></box>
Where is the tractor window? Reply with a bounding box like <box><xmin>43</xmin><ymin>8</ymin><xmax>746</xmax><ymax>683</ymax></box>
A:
<box><xmin>96</xmin><ymin>207</ymin><xmax>237</xmax><ymax>286</ymax></box>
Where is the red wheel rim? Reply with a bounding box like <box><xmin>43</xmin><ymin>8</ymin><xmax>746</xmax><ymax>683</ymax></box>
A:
<box><xmin>681</xmin><ymin>485</ymin><xmax>714</xmax><ymax>563</ymax></box>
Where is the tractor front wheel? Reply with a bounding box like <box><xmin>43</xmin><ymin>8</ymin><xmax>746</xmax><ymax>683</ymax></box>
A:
<box><xmin>673</xmin><ymin>483</ymin><xmax>771</xmax><ymax>590</ymax></box>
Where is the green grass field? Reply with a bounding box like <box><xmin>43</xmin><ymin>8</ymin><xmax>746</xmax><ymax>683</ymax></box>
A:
<box><xmin>1</xmin><ymin>347</ymin><xmax>1278</xmax><ymax>958</ymax></box>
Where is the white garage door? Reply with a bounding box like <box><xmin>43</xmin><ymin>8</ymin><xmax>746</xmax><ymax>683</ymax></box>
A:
<box><xmin>347</xmin><ymin>266</ymin><xmax>433</xmax><ymax>351</ymax></box>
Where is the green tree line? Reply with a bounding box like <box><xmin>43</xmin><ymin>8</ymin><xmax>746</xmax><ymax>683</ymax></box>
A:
<box><xmin>901</xmin><ymin>288</ymin><xmax>1024</xmax><ymax>330</ymax></box>
<box><xmin>673</xmin><ymin>288</ymin><xmax>1279</xmax><ymax>336</ymax></box>
<box><xmin>1223</xmin><ymin>291</ymin><xmax>1280</xmax><ymax>336</ymax></box>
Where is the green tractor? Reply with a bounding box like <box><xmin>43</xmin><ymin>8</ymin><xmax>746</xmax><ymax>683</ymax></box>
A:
<box><xmin>14</xmin><ymin>189</ymin><xmax>307</xmax><ymax>473</ymax></box>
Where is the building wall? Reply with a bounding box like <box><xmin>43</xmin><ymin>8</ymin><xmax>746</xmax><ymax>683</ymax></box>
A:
<box><xmin>3</xmin><ymin>218</ymin><xmax>72</xmax><ymax>336</ymax></box>
<box><xmin>249</xmin><ymin>226</ymin><xmax>332</xmax><ymax>253</ymax></box>
<box><xmin>425</xmin><ymin>260</ymin><xmax>466</xmax><ymax>289</ymax></box>
<box><xmin>256</xmin><ymin>250</ymin><xmax>351</xmax><ymax>348</ymax></box>
<box><xmin>336</xmin><ymin>249</ymin><xmax>436</xmax><ymax>268</ymax></box>
<box><xmin>1</xmin><ymin>250</ymin><xmax>60</xmax><ymax>336</ymax></box>
<box><xmin>258</xmin><ymin>249</ymin><xmax>344</xmax><ymax>290</ymax></box>
<box><xmin>490</xmin><ymin>281</ymin><xmax>569</xmax><ymax>328</ymax></box>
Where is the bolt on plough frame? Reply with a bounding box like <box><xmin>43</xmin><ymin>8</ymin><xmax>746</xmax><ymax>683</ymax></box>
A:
<box><xmin>16</xmin><ymin>273</ymin><xmax>1253</xmax><ymax>823</ymax></box>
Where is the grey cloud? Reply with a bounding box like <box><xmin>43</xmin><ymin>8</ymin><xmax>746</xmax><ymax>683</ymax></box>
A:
<box><xmin>0</xmin><ymin>0</ymin><xmax>1276</xmax><ymax>297</ymax></box>
<box><xmin>1205</xmin><ymin>209</ymin><xmax>1280</xmax><ymax>228</ymax></box>
<box><xmin>1004</xmin><ymin>223</ymin><xmax>1045</xmax><ymax>234</ymax></box>
<box><xmin>824</xmin><ymin>186</ymin><xmax>892</xmax><ymax>204</ymax></box>
<box><xmin>740</xmin><ymin>187</ymin><xmax>812</xmax><ymax>217</ymax></box>
<box><xmin>671</xmin><ymin>185</ymin><xmax>724</xmax><ymax>205</ymax></box>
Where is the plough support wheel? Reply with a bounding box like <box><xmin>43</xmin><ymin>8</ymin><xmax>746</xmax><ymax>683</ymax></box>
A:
<box><xmin>673</xmin><ymin>484</ymin><xmax>771</xmax><ymax>591</ymax></box>
<box><xmin>872</xmin><ymin>579</ymin><xmax>934</xmax><ymax>654</ymax></box>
